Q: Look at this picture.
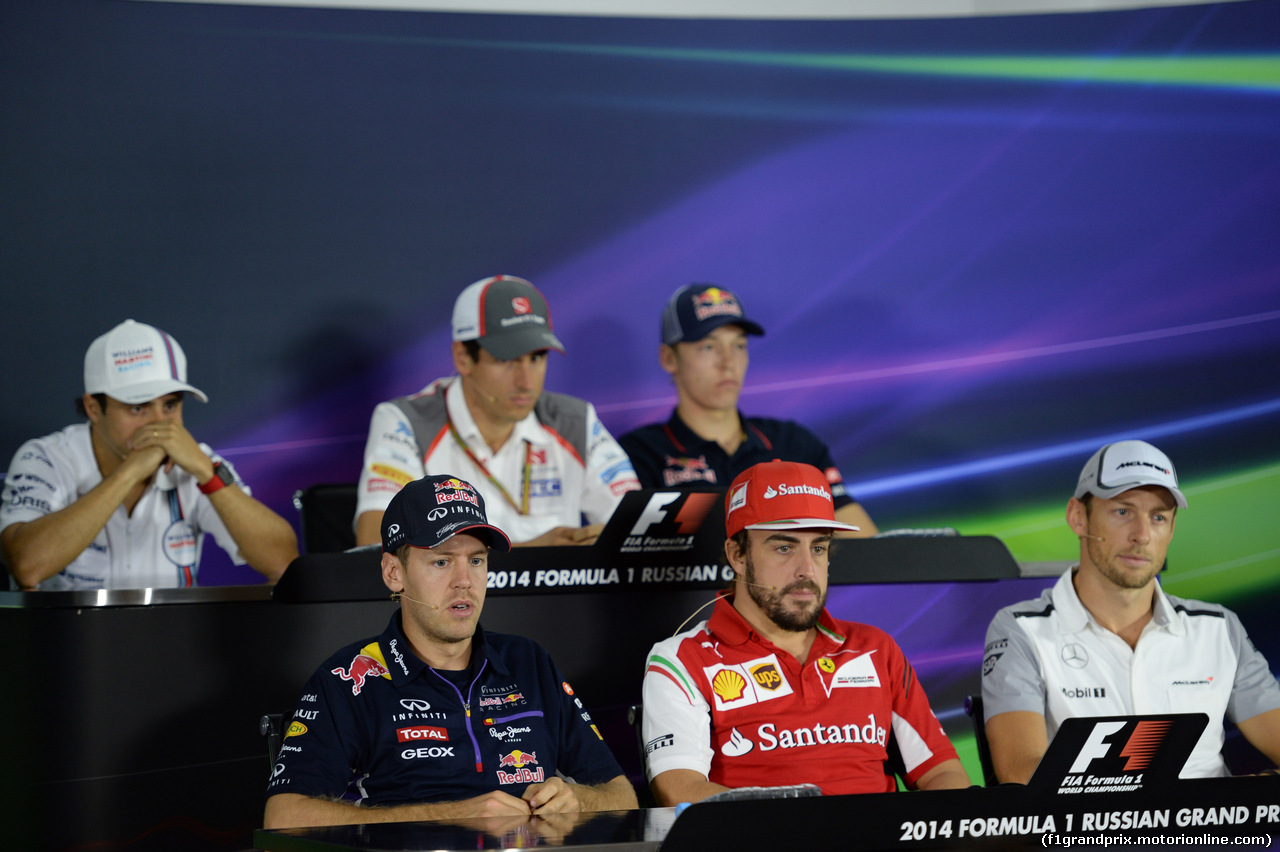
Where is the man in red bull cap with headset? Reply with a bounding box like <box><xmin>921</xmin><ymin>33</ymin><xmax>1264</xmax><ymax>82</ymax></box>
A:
<box><xmin>641</xmin><ymin>459</ymin><xmax>968</xmax><ymax>805</ymax></box>
<box><xmin>265</xmin><ymin>474</ymin><xmax>636</xmax><ymax>828</ymax></box>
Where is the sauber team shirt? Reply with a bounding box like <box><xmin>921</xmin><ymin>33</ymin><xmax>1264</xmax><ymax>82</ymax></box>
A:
<box><xmin>355</xmin><ymin>378</ymin><xmax>639</xmax><ymax>543</ymax></box>
<box><xmin>642</xmin><ymin>597</ymin><xmax>958</xmax><ymax>794</ymax></box>
<box><xmin>618</xmin><ymin>410</ymin><xmax>855</xmax><ymax>508</ymax></box>
<box><xmin>268</xmin><ymin>615</ymin><xmax>624</xmax><ymax>807</ymax></box>
<box><xmin>0</xmin><ymin>423</ymin><xmax>247</xmax><ymax>589</ymax></box>
<box><xmin>983</xmin><ymin>569</ymin><xmax>1280</xmax><ymax>779</ymax></box>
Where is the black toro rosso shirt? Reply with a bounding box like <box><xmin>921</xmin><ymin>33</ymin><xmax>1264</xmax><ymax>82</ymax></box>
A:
<box><xmin>619</xmin><ymin>410</ymin><xmax>856</xmax><ymax>508</ymax></box>
<box><xmin>268</xmin><ymin>614</ymin><xmax>623</xmax><ymax>807</ymax></box>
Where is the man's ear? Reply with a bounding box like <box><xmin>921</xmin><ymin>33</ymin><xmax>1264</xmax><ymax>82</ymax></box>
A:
<box><xmin>724</xmin><ymin>537</ymin><xmax>746</xmax><ymax>574</ymax></box>
<box><xmin>658</xmin><ymin>344</ymin><xmax>679</xmax><ymax>377</ymax></box>
<box><xmin>381</xmin><ymin>551</ymin><xmax>404</xmax><ymax>594</ymax></box>
<box><xmin>83</xmin><ymin>394</ymin><xmax>104</xmax><ymax>422</ymax></box>
<box><xmin>1065</xmin><ymin>497</ymin><xmax>1088</xmax><ymax>537</ymax></box>
<box><xmin>452</xmin><ymin>341</ymin><xmax>474</xmax><ymax>377</ymax></box>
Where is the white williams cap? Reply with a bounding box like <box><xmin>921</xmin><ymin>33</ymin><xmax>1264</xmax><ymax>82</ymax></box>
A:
<box><xmin>1074</xmin><ymin>440</ymin><xmax>1186</xmax><ymax>508</ymax></box>
<box><xmin>84</xmin><ymin>320</ymin><xmax>208</xmax><ymax>405</ymax></box>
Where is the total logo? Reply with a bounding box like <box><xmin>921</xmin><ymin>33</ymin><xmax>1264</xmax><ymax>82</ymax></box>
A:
<box><xmin>720</xmin><ymin>715</ymin><xmax>888</xmax><ymax>757</ymax></box>
<box><xmin>397</xmin><ymin>725</ymin><xmax>449</xmax><ymax>743</ymax></box>
<box><xmin>495</xmin><ymin>750</ymin><xmax>545</xmax><ymax>785</ymax></box>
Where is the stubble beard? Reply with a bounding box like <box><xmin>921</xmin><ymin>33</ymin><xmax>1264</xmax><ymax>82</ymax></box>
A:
<box><xmin>744</xmin><ymin>549</ymin><xmax>826</xmax><ymax>632</ymax></box>
<box><xmin>1085</xmin><ymin>536</ymin><xmax>1160</xmax><ymax>590</ymax></box>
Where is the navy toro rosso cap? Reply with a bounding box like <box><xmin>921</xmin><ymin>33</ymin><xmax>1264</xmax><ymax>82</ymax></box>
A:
<box><xmin>661</xmin><ymin>283</ymin><xmax>766</xmax><ymax>345</ymax></box>
<box><xmin>381</xmin><ymin>475</ymin><xmax>512</xmax><ymax>554</ymax></box>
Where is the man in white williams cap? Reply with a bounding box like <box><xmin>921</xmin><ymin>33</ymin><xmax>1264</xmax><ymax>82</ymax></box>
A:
<box><xmin>982</xmin><ymin>440</ymin><xmax>1280</xmax><ymax>782</ymax></box>
<box><xmin>354</xmin><ymin>275</ymin><xmax>639</xmax><ymax>548</ymax></box>
<box><xmin>0</xmin><ymin>319</ymin><xmax>298</xmax><ymax>589</ymax></box>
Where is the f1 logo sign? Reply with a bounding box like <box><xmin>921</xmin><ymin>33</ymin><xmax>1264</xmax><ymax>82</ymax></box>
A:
<box><xmin>1068</xmin><ymin>720</ymin><xmax>1172</xmax><ymax>774</ymax></box>
<box><xmin>630</xmin><ymin>492</ymin><xmax>719</xmax><ymax>536</ymax></box>
<box><xmin>631</xmin><ymin>493</ymin><xmax>680</xmax><ymax>536</ymax></box>
<box><xmin>1068</xmin><ymin>721</ymin><xmax>1125</xmax><ymax>773</ymax></box>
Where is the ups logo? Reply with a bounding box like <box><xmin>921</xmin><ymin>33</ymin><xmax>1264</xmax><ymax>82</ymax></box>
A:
<box><xmin>750</xmin><ymin>662</ymin><xmax>784</xmax><ymax>691</ymax></box>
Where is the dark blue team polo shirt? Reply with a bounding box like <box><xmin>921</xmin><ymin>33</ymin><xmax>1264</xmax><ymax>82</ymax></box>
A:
<box><xmin>618</xmin><ymin>410</ymin><xmax>855</xmax><ymax>508</ymax></box>
<box><xmin>267</xmin><ymin>614</ymin><xmax>623</xmax><ymax>807</ymax></box>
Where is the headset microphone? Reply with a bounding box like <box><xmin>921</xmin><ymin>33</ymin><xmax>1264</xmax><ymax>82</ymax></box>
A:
<box><xmin>466</xmin><ymin>374</ymin><xmax>501</xmax><ymax>406</ymax></box>
<box><xmin>1080</xmin><ymin>534</ymin><xmax>1105</xmax><ymax>542</ymax></box>
<box><xmin>391</xmin><ymin>591</ymin><xmax>439</xmax><ymax>610</ymax></box>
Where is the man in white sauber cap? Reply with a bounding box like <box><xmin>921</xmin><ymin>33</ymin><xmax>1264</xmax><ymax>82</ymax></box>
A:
<box><xmin>354</xmin><ymin>275</ymin><xmax>639</xmax><ymax>548</ymax></box>
<box><xmin>982</xmin><ymin>440</ymin><xmax>1280</xmax><ymax>782</ymax></box>
<box><xmin>0</xmin><ymin>319</ymin><xmax>298</xmax><ymax>589</ymax></box>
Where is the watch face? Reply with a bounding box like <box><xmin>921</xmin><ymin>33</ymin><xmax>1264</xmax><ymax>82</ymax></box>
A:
<box><xmin>214</xmin><ymin>462</ymin><xmax>236</xmax><ymax>487</ymax></box>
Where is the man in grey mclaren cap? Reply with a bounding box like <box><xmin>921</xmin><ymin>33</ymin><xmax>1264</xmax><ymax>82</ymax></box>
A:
<box><xmin>982</xmin><ymin>440</ymin><xmax>1280</xmax><ymax>783</ymax></box>
<box><xmin>0</xmin><ymin>319</ymin><xmax>298</xmax><ymax>589</ymax></box>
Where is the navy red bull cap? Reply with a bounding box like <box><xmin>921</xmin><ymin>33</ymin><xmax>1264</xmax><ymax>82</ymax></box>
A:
<box><xmin>382</xmin><ymin>475</ymin><xmax>512</xmax><ymax>553</ymax></box>
<box><xmin>661</xmin><ymin>283</ymin><xmax>765</xmax><ymax>345</ymax></box>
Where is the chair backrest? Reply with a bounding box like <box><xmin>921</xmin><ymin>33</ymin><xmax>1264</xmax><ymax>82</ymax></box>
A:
<box><xmin>292</xmin><ymin>483</ymin><xmax>358</xmax><ymax>553</ymax></box>
<box><xmin>259</xmin><ymin>712</ymin><xmax>286</xmax><ymax>779</ymax></box>
<box><xmin>963</xmin><ymin>694</ymin><xmax>999</xmax><ymax>786</ymax></box>
<box><xmin>626</xmin><ymin>704</ymin><xmax>657</xmax><ymax>808</ymax></box>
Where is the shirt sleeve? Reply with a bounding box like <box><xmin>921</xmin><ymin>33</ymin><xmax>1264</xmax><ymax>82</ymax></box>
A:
<box><xmin>641</xmin><ymin>639</ymin><xmax>713</xmax><ymax>781</ymax></box>
<box><xmin>355</xmin><ymin>402</ymin><xmax>425</xmax><ymax>518</ymax></box>
<box><xmin>884</xmin><ymin>636</ymin><xmax>960</xmax><ymax>785</ymax></box>
<box><xmin>187</xmin><ymin>445</ymin><xmax>248</xmax><ymax>565</ymax></box>
<box><xmin>0</xmin><ymin>439</ymin><xmax>74</xmax><ymax>532</ymax></box>
<box><xmin>268</xmin><ymin>664</ymin><xmax>368</xmax><ymax>803</ymax></box>
<box><xmin>579</xmin><ymin>404</ymin><xmax>640</xmax><ymax>525</ymax></box>
<box><xmin>981</xmin><ymin>607</ymin><xmax>1047</xmax><ymax>719</ymax></box>
<box><xmin>1224</xmin><ymin>607</ymin><xmax>1280</xmax><ymax>723</ymax></box>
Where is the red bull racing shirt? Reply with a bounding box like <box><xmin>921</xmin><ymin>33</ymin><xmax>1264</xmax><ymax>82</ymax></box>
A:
<box><xmin>641</xmin><ymin>597</ymin><xmax>958</xmax><ymax>794</ymax></box>
<box><xmin>268</xmin><ymin>615</ymin><xmax>624</xmax><ymax>807</ymax></box>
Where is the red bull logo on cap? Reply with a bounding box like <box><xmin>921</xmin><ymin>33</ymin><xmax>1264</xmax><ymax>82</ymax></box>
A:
<box><xmin>434</xmin><ymin>478</ymin><xmax>479</xmax><ymax>506</ymax></box>
<box><xmin>331</xmin><ymin>645</ymin><xmax>392</xmax><ymax>696</ymax></box>
<box><xmin>692</xmin><ymin>287</ymin><xmax>744</xmax><ymax>321</ymax></box>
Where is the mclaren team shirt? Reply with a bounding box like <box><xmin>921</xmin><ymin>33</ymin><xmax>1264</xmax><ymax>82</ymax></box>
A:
<box><xmin>642</xmin><ymin>597</ymin><xmax>958</xmax><ymax>794</ymax></box>
<box><xmin>983</xmin><ymin>569</ymin><xmax>1280</xmax><ymax>778</ymax></box>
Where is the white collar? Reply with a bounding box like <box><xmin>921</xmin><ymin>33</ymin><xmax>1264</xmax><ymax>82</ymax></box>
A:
<box><xmin>443</xmin><ymin>377</ymin><xmax>546</xmax><ymax>454</ymax></box>
<box><xmin>1050</xmin><ymin>567</ymin><xmax>1180</xmax><ymax>636</ymax></box>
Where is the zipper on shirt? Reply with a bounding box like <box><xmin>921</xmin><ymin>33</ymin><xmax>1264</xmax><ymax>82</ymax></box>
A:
<box><xmin>429</xmin><ymin>658</ymin><xmax>489</xmax><ymax>773</ymax></box>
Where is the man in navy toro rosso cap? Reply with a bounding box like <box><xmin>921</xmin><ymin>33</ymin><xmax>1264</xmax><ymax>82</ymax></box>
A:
<box><xmin>619</xmin><ymin>284</ymin><xmax>877</xmax><ymax>537</ymax></box>
<box><xmin>266</xmin><ymin>474</ymin><xmax>636</xmax><ymax>829</ymax></box>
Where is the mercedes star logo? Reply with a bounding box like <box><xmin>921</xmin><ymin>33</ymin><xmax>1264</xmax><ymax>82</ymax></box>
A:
<box><xmin>1061</xmin><ymin>644</ymin><xmax>1090</xmax><ymax>669</ymax></box>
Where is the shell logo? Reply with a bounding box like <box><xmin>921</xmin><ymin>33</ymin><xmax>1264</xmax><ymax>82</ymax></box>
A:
<box><xmin>712</xmin><ymin>669</ymin><xmax>748</xmax><ymax>702</ymax></box>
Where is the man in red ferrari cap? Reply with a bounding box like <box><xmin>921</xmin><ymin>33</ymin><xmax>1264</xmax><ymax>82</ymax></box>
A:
<box><xmin>641</xmin><ymin>460</ymin><xmax>968</xmax><ymax>804</ymax></box>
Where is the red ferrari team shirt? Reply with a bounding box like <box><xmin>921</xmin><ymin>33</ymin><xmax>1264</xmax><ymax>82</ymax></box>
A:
<box><xmin>642</xmin><ymin>597</ymin><xmax>958</xmax><ymax>794</ymax></box>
